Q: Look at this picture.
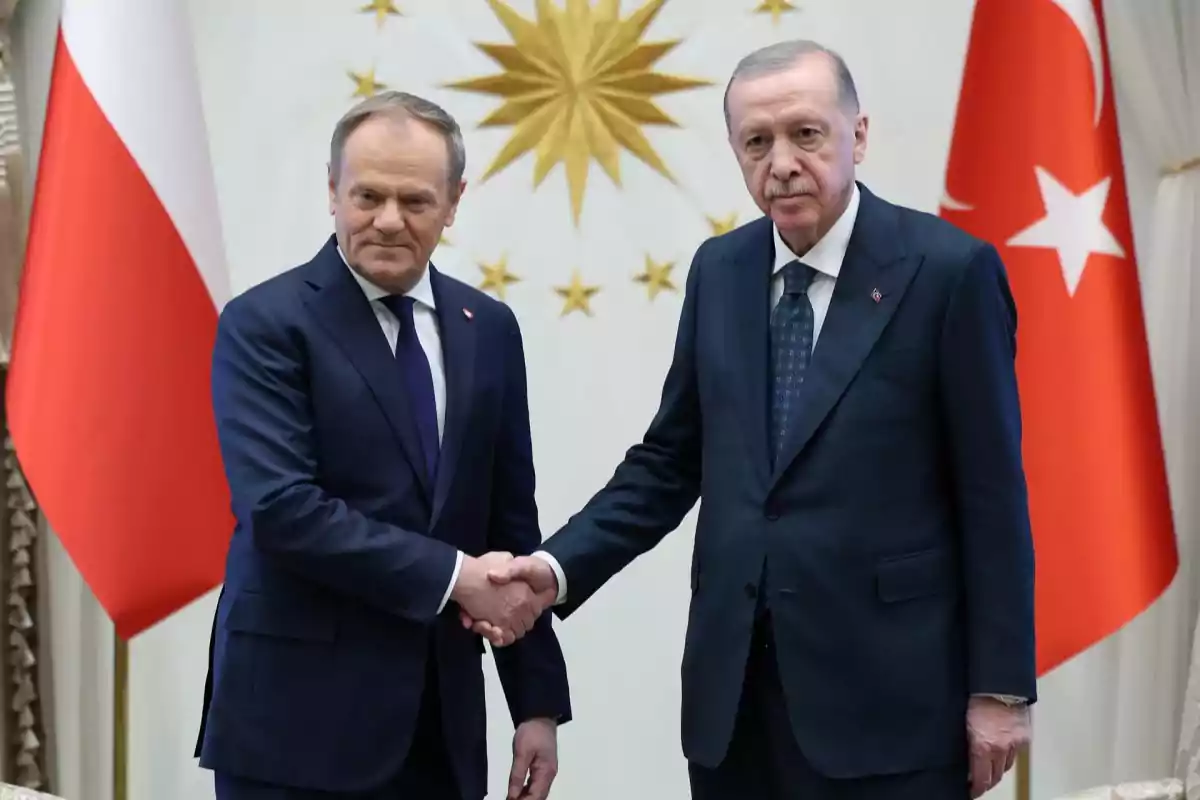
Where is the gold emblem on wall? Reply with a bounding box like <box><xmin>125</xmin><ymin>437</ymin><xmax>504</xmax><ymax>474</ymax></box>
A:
<box><xmin>707</xmin><ymin>213</ymin><xmax>739</xmax><ymax>236</ymax></box>
<box><xmin>633</xmin><ymin>255</ymin><xmax>676</xmax><ymax>301</ymax></box>
<box><xmin>478</xmin><ymin>254</ymin><xmax>522</xmax><ymax>300</ymax></box>
<box><xmin>754</xmin><ymin>0</ymin><xmax>799</xmax><ymax>25</ymax></box>
<box><xmin>349</xmin><ymin>66</ymin><xmax>386</xmax><ymax>97</ymax></box>
<box><xmin>554</xmin><ymin>268</ymin><xmax>602</xmax><ymax>316</ymax></box>
<box><xmin>360</xmin><ymin>0</ymin><xmax>401</xmax><ymax>28</ymax></box>
<box><xmin>446</xmin><ymin>0</ymin><xmax>712</xmax><ymax>226</ymax></box>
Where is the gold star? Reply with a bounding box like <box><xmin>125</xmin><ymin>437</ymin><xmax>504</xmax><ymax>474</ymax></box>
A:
<box><xmin>446</xmin><ymin>0</ymin><xmax>713</xmax><ymax>226</ymax></box>
<box><xmin>360</xmin><ymin>0</ymin><xmax>401</xmax><ymax>27</ymax></box>
<box><xmin>554</xmin><ymin>269</ymin><xmax>601</xmax><ymax>316</ymax></box>
<box><xmin>349</xmin><ymin>67</ymin><xmax>386</xmax><ymax>98</ymax></box>
<box><xmin>478</xmin><ymin>255</ymin><xmax>522</xmax><ymax>300</ymax></box>
<box><xmin>439</xmin><ymin>234</ymin><xmax>452</xmax><ymax>245</ymax></box>
<box><xmin>633</xmin><ymin>255</ymin><xmax>677</xmax><ymax>300</ymax></box>
<box><xmin>754</xmin><ymin>0</ymin><xmax>799</xmax><ymax>25</ymax></box>
<box><xmin>707</xmin><ymin>213</ymin><xmax>738</xmax><ymax>236</ymax></box>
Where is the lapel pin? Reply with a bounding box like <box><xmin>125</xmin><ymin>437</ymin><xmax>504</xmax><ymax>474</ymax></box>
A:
<box><xmin>871</xmin><ymin>288</ymin><xmax>883</xmax><ymax>303</ymax></box>
<box><xmin>462</xmin><ymin>307</ymin><xmax>474</xmax><ymax>320</ymax></box>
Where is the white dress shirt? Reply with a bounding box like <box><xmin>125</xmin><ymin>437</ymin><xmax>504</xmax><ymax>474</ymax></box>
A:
<box><xmin>340</xmin><ymin>248</ymin><xmax>463</xmax><ymax>612</ymax></box>
<box><xmin>533</xmin><ymin>187</ymin><xmax>862</xmax><ymax>604</ymax></box>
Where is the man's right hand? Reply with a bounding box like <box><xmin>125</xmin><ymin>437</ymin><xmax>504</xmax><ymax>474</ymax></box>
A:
<box><xmin>451</xmin><ymin>552</ymin><xmax>554</xmax><ymax>647</ymax></box>
<box><xmin>458</xmin><ymin>556</ymin><xmax>559</xmax><ymax>644</ymax></box>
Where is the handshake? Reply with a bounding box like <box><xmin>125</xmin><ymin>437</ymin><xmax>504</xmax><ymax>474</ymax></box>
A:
<box><xmin>450</xmin><ymin>552</ymin><xmax>558</xmax><ymax>646</ymax></box>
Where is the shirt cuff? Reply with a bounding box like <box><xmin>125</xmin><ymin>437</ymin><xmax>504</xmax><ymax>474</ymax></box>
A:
<box><xmin>437</xmin><ymin>550</ymin><xmax>464</xmax><ymax>614</ymax></box>
<box><xmin>532</xmin><ymin>551</ymin><xmax>567</xmax><ymax>605</ymax></box>
<box><xmin>973</xmin><ymin>693</ymin><xmax>1028</xmax><ymax>706</ymax></box>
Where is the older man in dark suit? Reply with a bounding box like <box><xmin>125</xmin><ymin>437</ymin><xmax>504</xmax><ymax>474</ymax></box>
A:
<box><xmin>195</xmin><ymin>91</ymin><xmax>570</xmax><ymax>800</ymax></box>
<box><xmin>467</xmin><ymin>40</ymin><xmax>1036</xmax><ymax>800</ymax></box>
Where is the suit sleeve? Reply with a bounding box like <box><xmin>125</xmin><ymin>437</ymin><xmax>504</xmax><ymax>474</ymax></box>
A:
<box><xmin>539</xmin><ymin>242</ymin><xmax>707</xmax><ymax>618</ymax></box>
<box><xmin>938</xmin><ymin>242</ymin><xmax>1037</xmax><ymax>702</ymax></box>
<box><xmin>211</xmin><ymin>293</ymin><xmax>459</xmax><ymax>624</ymax></box>
<box><xmin>486</xmin><ymin>306</ymin><xmax>572</xmax><ymax>726</ymax></box>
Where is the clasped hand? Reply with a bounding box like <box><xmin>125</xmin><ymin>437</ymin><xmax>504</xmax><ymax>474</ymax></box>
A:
<box><xmin>452</xmin><ymin>553</ymin><xmax>558</xmax><ymax>646</ymax></box>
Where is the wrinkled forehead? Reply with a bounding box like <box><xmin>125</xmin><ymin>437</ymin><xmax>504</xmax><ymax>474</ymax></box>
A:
<box><xmin>727</xmin><ymin>58</ymin><xmax>845</xmax><ymax>134</ymax></box>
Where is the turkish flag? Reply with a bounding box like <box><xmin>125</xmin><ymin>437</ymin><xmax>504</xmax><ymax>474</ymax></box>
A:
<box><xmin>7</xmin><ymin>0</ymin><xmax>234</xmax><ymax>638</ymax></box>
<box><xmin>939</xmin><ymin>0</ymin><xmax>1177</xmax><ymax>675</ymax></box>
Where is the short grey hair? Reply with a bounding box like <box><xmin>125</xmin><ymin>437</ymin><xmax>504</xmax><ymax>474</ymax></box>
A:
<box><xmin>723</xmin><ymin>40</ymin><xmax>860</xmax><ymax>131</ymax></box>
<box><xmin>329</xmin><ymin>90</ymin><xmax>467</xmax><ymax>189</ymax></box>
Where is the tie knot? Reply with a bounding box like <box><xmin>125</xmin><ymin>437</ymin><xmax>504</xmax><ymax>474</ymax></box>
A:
<box><xmin>379</xmin><ymin>294</ymin><xmax>416</xmax><ymax>320</ymax></box>
<box><xmin>782</xmin><ymin>261</ymin><xmax>816</xmax><ymax>295</ymax></box>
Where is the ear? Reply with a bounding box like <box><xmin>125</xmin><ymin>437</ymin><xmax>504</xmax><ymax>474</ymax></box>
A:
<box><xmin>444</xmin><ymin>179</ymin><xmax>467</xmax><ymax>227</ymax></box>
<box><xmin>327</xmin><ymin>163</ymin><xmax>337</xmax><ymax>215</ymax></box>
<box><xmin>853</xmin><ymin>114</ymin><xmax>869</xmax><ymax>165</ymax></box>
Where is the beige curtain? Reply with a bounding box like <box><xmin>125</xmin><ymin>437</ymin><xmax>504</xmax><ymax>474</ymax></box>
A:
<box><xmin>0</xmin><ymin>0</ymin><xmax>52</xmax><ymax>792</ymax></box>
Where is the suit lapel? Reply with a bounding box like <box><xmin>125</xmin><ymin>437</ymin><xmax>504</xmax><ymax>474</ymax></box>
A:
<box><xmin>769</xmin><ymin>187</ymin><xmax>924</xmax><ymax>487</ymax></box>
<box><xmin>429</xmin><ymin>269</ymin><xmax>475</xmax><ymax>528</ymax></box>
<box><xmin>303</xmin><ymin>237</ymin><xmax>432</xmax><ymax>498</ymax></box>
<box><xmin>727</xmin><ymin>218</ymin><xmax>775</xmax><ymax>484</ymax></box>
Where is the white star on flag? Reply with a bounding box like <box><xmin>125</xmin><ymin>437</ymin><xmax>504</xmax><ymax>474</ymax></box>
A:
<box><xmin>1006</xmin><ymin>166</ymin><xmax>1125</xmax><ymax>296</ymax></box>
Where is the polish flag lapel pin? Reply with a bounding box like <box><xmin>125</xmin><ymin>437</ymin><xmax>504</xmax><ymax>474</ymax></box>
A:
<box><xmin>463</xmin><ymin>307</ymin><xmax>474</xmax><ymax>320</ymax></box>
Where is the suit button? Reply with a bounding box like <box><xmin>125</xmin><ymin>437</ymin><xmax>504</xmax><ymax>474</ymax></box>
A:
<box><xmin>764</xmin><ymin>508</ymin><xmax>779</xmax><ymax>521</ymax></box>
<box><xmin>745</xmin><ymin>584</ymin><xmax>757</xmax><ymax>599</ymax></box>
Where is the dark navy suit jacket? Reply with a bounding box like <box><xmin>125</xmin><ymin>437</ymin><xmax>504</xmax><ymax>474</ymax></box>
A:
<box><xmin>195</xmin><ymin>236</ymin><xmax>571</xmax><ymax>797</ymax></box>
<box><xmin>540</xmin><ymin>184</ymin><xmax>1036</xmax><ymax>777</ymax></box>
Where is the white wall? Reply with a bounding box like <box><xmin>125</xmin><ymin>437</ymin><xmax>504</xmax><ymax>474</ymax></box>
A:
<box><xmin>8</xmin><ymin>1</ymin><xmax>1175</xmax><ymax>799</ymax></box>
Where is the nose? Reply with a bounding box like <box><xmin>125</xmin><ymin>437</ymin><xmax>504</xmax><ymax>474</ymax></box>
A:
<box><xmin>374</xmin><ymin>199</ymin><xmax>405</xmax><ymax>233</ymax></box>
<box><xmin>769</xmin><ymin>140</ymin><xmax>799</xmax><ymax>180</ymax></box>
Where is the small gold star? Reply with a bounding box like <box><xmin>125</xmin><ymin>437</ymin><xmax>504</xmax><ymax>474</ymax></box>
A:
<box><xmin>478</xmin><ymin>255</ymin><xmax>522</xmax><ymax>300</ymax></box>
<box><xmin>754</xmin><ymin>0</ymin><xmax>799</xmax><ymax>25</ymax></box>
<box><xmin>360</xmin><ymin>0</ymin><xmax>401</xmax><ymax>27</ymax></box>
<box><xmin>633</xmin><ymin>255</ymin><xmax>677</xmax><ymax>301</ymax></box>
<box><xmin>439</xmin><ymin>234</ymin><xmax>452</xmax><ymax>246</ymax></box>
<box><xmin>707</xmin><ymin>213</ymin><xmax>739</xmax><ymax>236</ymax></box>
<box><xmin>554</xmin><ymin>269</ymin><xmax>601</xmax><ymax>317</ymax></box>
<box><xmin>349</xmin><ymin>67</ymin><xmax>386</xmax><ymax>98</ymax></box>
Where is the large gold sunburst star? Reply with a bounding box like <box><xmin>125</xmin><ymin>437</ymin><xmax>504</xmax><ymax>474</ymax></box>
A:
<box><xmin>446</xmin><ymin>0</ymin><xmax>712</xmax><ymax>225</ymax></box>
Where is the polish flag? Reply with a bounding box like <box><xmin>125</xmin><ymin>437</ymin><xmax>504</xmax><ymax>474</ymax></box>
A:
<box><xmin>939</xmin><ymin>0</ymin><xmax>1178</xmax><ymax>674</ymax></box>
<box><xmin>7</xmin><ymin>0</ymin><xmax>234</xmax><ymax>638</ymax></box>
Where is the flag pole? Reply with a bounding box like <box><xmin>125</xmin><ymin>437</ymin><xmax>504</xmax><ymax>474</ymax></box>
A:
<box><xmin>113</xmin><ymin>632</ymin><xmax>128</xmax><ymax>800</ymax></box>
<box><xmin>1015</xmin><ymin>747</ymin><xmax>1030</xmax><ymax>800</ymax></box>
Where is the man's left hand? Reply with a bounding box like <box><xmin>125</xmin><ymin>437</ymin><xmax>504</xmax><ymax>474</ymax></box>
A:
<box><xmin>509</xmin><ymin>717</ymin><xmax>558</xmax><ymax>800</ymax></box>
<box><xmin>966</xmin><ymin>697</ymin><xmax>1030</xmax><ymax>798</ymax></box>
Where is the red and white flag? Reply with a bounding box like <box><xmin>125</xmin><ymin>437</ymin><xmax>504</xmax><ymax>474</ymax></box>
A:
<box><xmin>7</xmin><ymin>0</ymin><xmax>234</xmax><ymax>638</ymax></box>
<box><xmin>940</xmin><ymin>0</ymin><xmax>1177</xmax><ymax>674</ymax></box>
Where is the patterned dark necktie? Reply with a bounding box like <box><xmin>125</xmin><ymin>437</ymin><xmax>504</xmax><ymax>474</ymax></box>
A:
<box><xmin>769</xmin><ymin>261</ymin><xmax>817</xmax><ymax>468</ymax></box>
<box><xmin>380</xmin><ymin>295</ymin><xmax>439</xmax><ymax>481</ymax></box>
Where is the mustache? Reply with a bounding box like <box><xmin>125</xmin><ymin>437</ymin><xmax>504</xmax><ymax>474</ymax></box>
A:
<box><xmin>765</xmin><ymin>179</ymin><xmax>815</xmax><ymax>199</ymax></box>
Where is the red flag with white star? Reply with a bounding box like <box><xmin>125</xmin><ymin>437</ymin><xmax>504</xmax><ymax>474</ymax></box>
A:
<box><xmin>939</xmin><ymin>0</ymin><xmax>1177</xmax><ymax>675</ymax></box>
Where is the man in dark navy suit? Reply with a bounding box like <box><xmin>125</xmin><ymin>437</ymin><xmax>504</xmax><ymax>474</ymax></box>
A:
<box><xmin>195</xmin><ymin>91</ymin><xmax>570</xmax><ymax>800</ymax></box>
<box><xmin>467</xmin><ymin>40</ymin><xmax>1036</xmax><ymax>800</ymax></box>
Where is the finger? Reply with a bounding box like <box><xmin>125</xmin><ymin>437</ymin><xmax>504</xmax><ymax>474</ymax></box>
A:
<box><xmin>509</xmin><ymin>750</ymin><xmax>532</xmax><ymax>799</ymax></box>
<box><xmin>524</xmin><ymin>759</ymin><xmax>556</xmax><ymax>800</ymax></box>
<box><xmin>459</xmin><ymin>611</ymin><xmax>475</xmax><ymax>629</ymax></box>
<box><xmin>991</xmin><ymin>748</ymin><xmax>1009</xmax><ymax>787</ymax></box>
<box><xmin>488</xmin><ymin>571</ymin><xmax>514</xmax><ymax>584</ymax></box>
<box><xmin>1003</xmin><ymin>744</ymin><xmax>1017</xmax><ymax>774</ymax></box>
<box><xmin>489</xmin><ymin>558</ymin><xmax>543</xmax><ymax>584</ymax></box>
<box><xmin>969</xmin><ymin>752</ymin><xmax>991</xmax><ymax>798</ymax></box>
<box><xmin>473</xmin><ymin>623</ymin><xmax>502</xmax><ymax>643</ymax></box>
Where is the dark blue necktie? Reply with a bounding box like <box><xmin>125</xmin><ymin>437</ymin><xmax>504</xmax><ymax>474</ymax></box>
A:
<box><xmin>380</xmin><ymin>295</ymin><xmax>439</xmax><ymax>481</ymax></box>
<box><xmin>769</xmin><ymin>260</ymin><xmax>817</xmax><ymax>468</ymax></box>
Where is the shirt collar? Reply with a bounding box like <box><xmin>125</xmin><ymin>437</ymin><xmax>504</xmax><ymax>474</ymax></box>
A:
<box><xmin>337</xmin><ymin>244</ymin><xmax>437</xmax><ymax>310</ymax></box>
<box><xmin>772</xmin><ymin>182</ymin><xmax>861</xmax><ymax>280</ymax></box>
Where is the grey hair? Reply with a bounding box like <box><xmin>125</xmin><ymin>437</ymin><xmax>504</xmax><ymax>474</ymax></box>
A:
<box><xmin>329</xmin><ymin>90</ymin><xmax>467</xmax><ymax>189</ymax></box>
<box><xmin>723</xmin><ymin>40</ymin><xmax>860</xmax><ymax>131</ymax></box>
